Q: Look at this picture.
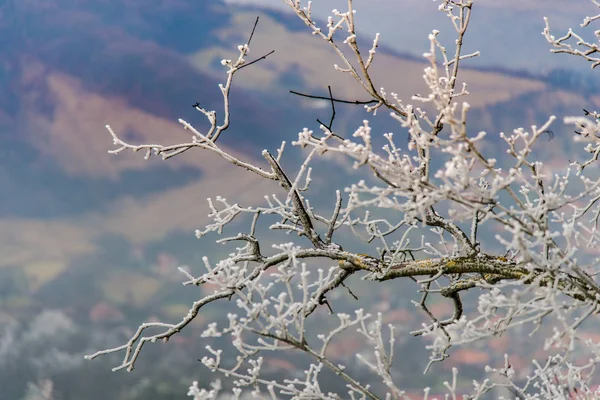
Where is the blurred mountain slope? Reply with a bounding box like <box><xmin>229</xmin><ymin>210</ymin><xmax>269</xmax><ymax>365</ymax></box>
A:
<box><xmin>0</xmin><ymin>0</ymin><xmax>596</xmax><ymax>333</ymax></box>
<box><xmin>2</xmin><ymin>2</ymin><xmax>600</xmax><ymax>399</ymax></box>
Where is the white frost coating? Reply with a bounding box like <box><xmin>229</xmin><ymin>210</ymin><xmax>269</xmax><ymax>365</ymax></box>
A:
<box><xmin>84</xmin><ymin>0</ymin><xmax>600</xmax><ymax>399</ymax></box>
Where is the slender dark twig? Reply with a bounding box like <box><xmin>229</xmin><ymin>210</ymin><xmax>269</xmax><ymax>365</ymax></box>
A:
<box><xmin>341</xmin><ymin>282</ymin><xmax>359</xmax><ymax>300</ymax></box>
<box><xmin>263</xmin><ymin>150</ymin><xmax>323</xmax><ymax>249</ymax></box>
<box><xmin>542</xmin><ymin>130</ymin><xmax>554</xmax><ymax>140</ymax></box>
<box><xmin>236</xmin><ymin>16</ymin><xmax>276</xmax><ymax>71</ymax></box>
<box><xmin>239</xmin><ymin>50</ymin><xmax>276</xmax><ymax>71</ymax></box>
<box><xmin>316</xmin><ymin>85</ymin><xmax>346</xmax><ymax>139</ymax></box>
<box><xmin>290</xmin><ymin>90</ymin><xmax>378</xmax><ymax>105</ymax></box>
<box><xmin>247</xmin><ymin>16</ymin><xmax>260</xmax><ymax>46</ymax></box>
<box><xmin>325</xmin><ymin>190</ymin><xmax>342</xmax><ymax>244</ymax></box>
<box><xmin>317</xmin><ymin>86</ymin><xmax>336</xmax><ymax>131</ymax></box>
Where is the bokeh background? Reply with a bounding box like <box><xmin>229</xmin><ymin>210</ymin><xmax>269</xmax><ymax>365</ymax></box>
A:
<box><xmin>1</xmin><ymin>0</ymin><xmax>599</xmax><ymax>398</ymax></box>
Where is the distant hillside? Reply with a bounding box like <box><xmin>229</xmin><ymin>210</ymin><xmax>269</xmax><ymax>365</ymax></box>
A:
<box><xmin>2</xmin><ymin>2</ymin><xmax>600</xmax><ymax>399</ymax></box>
<box><xmin>1</xmin><ymin>0</ymin><xmax>597</xmax><ymax>294</ymax></box>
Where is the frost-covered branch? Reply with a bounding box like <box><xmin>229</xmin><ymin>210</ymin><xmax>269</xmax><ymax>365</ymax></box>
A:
<box><xmin>86</xmin><ymin>0</ymin><xmax>600</xmax><ymax>398</ymax></box>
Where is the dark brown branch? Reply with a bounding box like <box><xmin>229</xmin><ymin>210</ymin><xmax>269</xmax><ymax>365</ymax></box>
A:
<box><xmin>325</xmin><ymin>190</ymin><xmax>343</xmax><ymax>244</ymax></box>
<box><xmin>369</xmin><ymin>164</ymin><xmax>398</xmax><ymax>188</ymax></box>
<box><xmin>425</xmin><ymin>208</ymin><xmax>477</xmax><ymax>255</ymax></box>
<box><xmin>263</xmin><ymin>150</ymin><xmax>323</xmax><ymax>248</ymax></box>
<box><xmin>247</xmin><ymin>16</ymin><xmax>260</xmax><ymax>46</ymax></box>
<box><xmin>414</xmin><ymin>282</ymin><xmax>452</xmax><ymax>340</ymax></box>
<box><xmin>238</xmin><ymin>50</ymin><xmax>275</xmax><ymax>71</ymax></box>
<box><xmin>290</xmin><ymin>89</ymin><xmax>378</xmax><ymax>105</ymax></box>
<box><xmin>236</xmin><ymin>16</ymin><xmax>276</xmax><ymax>72</ymax></box>
<box><xmin>304</xmin><ymin>269</ymin><xmax>354</xmax><ymax>317</ymax></box>
<box><xmin>315</xmin><ymin>86</ymin><xmax>337</xmax><ymax>132</ymax></box>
